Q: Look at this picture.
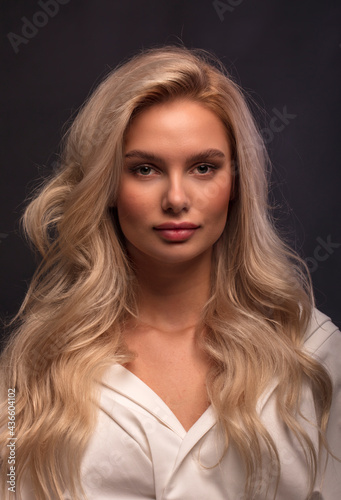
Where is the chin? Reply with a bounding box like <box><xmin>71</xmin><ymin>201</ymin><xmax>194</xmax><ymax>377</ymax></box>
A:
<box><xmin>150</xmin><ymin>247</ymin><xmax>212</xmax><ymax>265</ymax></box>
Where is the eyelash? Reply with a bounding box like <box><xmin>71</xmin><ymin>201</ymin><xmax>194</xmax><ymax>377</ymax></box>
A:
<box><xmin>129</xmin><ymin>163</ymin><xmax>219</xmax><ymax>177</ymax></box>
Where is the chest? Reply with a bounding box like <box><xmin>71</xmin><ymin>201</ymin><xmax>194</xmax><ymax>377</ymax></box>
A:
<box><xmin>122</xmin><ymin>331</ymin><xmax>211</xmax><ymax>431</ymax></box>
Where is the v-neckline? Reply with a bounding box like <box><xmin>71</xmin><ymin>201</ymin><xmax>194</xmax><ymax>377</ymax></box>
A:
<box><xmin>102</xmin><ymin>363</ymin><xmax>215</xmax><ymax>438</ymax></box>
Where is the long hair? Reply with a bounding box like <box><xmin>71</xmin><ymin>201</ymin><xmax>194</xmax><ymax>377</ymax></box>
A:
<box><xmin>0</xmin><ymin>45</ymin><xmax>332</xmax><ymax>499</ymax></box>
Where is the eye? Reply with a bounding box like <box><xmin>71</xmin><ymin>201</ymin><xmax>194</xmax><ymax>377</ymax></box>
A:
<box><xmin>139</xmin><ymin>166</ymin><xmax>153</xmax><ymax>175</ymax></box>
<box><xmin>131</xmin><ymin>165</ymin><xmax>156</xmax><ymax>176</ymax></box>
<box><xmin>193</xmin><ymin>164</ymin><xmax>217</xmax><ymax>175</ymax></box>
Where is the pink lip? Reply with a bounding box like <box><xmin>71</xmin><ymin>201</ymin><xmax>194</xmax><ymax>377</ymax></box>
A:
<box><xmin>153</xmin><ymin>222</ymin><xmax>200</xmax><ymax>241</ymax></box>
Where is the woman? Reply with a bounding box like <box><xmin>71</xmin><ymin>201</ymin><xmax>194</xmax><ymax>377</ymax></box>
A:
<box><xmin>0</xmin><ymin>46</ymin><xmax>340</xmax><ymax>500</ymax></box>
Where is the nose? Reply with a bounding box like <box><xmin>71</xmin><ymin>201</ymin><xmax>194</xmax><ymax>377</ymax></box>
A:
<box><xmin>161</xmin><ymin>172</ymin><xmax>190</xmax><ymax>214</ymax></box>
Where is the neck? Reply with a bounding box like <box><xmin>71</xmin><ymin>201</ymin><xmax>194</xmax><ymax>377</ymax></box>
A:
<box><xmin>129</xmin><ymin>249</ymin><xmax>212</xmax><ymax>333</ymax></box>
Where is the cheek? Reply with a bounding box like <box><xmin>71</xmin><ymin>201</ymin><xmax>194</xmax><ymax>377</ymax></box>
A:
<box><xmin>195</xmin><ymin>175</ymin><xmax>232</xmax><ymax>219</ymax></box>
<box><xmin>116</xmin><ymin>183</ymin><xmax>152</xmax><ymax>226</ymax></box>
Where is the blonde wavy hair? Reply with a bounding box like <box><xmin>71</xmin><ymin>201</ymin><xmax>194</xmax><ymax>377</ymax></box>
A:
<box><xmin>0</xmin><ymin>45</ymin><xmax>332</xmax><ymax>499</ymax></box>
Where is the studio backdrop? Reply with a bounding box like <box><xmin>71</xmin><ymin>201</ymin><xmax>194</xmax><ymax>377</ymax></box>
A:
<box><xmin>1</xmin><ymin>0</ymin><xmax>340</xmax><ymax>341</ymax></box>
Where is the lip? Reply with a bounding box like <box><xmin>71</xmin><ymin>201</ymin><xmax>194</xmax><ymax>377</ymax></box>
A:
<box><xmin>154</xmin><ymin>222</ymin><xmax>200</xmax><ymax>230</ymax></box>
<box><xmin>153</xmin><ymin>222</ymin><xmax>200</xmax><ymax>242</ymax></box>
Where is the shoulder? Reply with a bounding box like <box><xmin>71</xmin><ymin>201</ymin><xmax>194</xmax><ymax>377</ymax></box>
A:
<box><xmin>303</xmin><ymin>308</ymin><xmax>340</xmax><ymax>353</ymax></box>
<box><xmin>303</xmin><ymin>307</ymin><xmax>341</xmax><ymax>384</ymax></box>
<box><xmin>303</xmin><ymin>309</ymin><xmax>341</xmax><ymax>496</ymax></box>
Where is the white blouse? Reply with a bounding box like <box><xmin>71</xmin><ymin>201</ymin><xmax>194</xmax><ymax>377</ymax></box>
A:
<box><xmin>20</xmin><ymin>309</ymin><xmax>341</xmax><ymax>499</ymax></box>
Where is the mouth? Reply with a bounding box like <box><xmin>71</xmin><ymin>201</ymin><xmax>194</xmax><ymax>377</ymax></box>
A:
<box><xmin>153</xmin><ymin>222</ymin><xmax>200</xmax><ymax>242</ymax></box>
<box><xmin>154</xmin><ymin>222</ymin><xmax>200</xmax><ymax>230</ymax></box>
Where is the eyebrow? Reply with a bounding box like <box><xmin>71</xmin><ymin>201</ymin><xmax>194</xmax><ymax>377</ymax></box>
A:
<box><xmin>124</xmin><ymin>148</ymin><xmax>226</xmax><ymax>165</ymax></box>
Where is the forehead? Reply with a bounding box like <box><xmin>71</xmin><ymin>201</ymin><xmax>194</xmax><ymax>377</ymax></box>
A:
<box><xmin>124</xmin><ymin>99</ymin><xmax>231</xmax><ymax>158</ymax></box>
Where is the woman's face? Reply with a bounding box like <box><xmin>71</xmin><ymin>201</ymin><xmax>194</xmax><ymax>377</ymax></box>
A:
<box><xmin>117</xmin><ymin>98</ymin><xmax>233</xmax><ymax>265</ymax></box>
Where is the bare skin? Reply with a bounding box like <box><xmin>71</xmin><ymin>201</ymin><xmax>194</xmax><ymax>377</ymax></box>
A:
<box><xmin>123</xmin><ymin>256</ymin><xmax>213</xmax><ymax>431</ymax></box>
<box><xmin>117</xmin><ymin>99</ymin><xmax>233</xmax><ymax>431</ymax></box>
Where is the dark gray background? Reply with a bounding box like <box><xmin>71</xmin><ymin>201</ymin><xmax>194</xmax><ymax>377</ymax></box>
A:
<box><xmin>1</xmin><ymin>0</ymin><xmax>340</xmax><ymax>341</ymax></box>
